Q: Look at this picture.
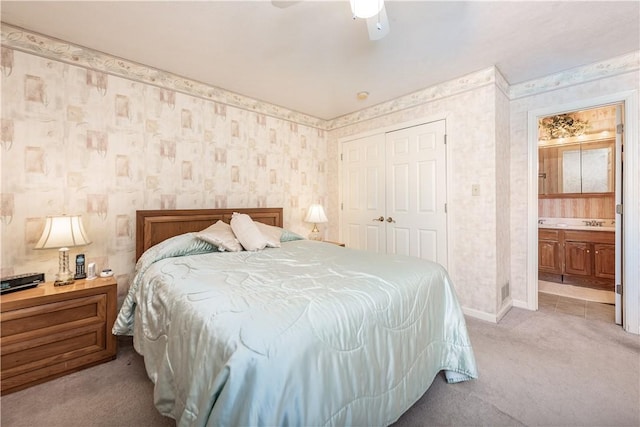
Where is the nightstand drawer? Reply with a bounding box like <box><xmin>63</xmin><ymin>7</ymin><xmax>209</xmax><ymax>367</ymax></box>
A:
<box><xmin>1</xmin><ymin>294</ymin><xmax>107</xmax><ymax>337</ymax></box>
<box><xmin>1</xmin><ymin>322</ymin><xmax>106</xmax><ymax>377</ymax></box>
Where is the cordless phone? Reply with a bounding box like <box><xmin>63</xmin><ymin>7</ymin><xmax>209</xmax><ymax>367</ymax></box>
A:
<box><xmin>75</xmin><ymin>254</ymin><xmax>87</xmax><ymax>279</ymax></box>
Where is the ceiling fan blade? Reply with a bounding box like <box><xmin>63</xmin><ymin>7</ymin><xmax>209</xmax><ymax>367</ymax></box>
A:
<box><xmin>366</xmin><ymin>6</ymin><xmax>390</xmax><ymax>40</ymax></box>
<box><xmin>271</xmin><ymin>0</ymin><xmax>302</xmax><ymax>8</ymax></box>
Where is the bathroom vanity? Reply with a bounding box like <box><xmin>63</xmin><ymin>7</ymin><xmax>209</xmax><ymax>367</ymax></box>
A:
<box><xmin>538</xmin><ymin>220</ymin><xmax>615</xmax><ymax>291</ymax></box>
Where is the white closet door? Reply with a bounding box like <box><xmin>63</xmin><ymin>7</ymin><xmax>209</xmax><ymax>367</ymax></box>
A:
<box><xmin>341</xmin><ymin>133</ymin><xmax>386</xmax><ymax>253</ymax></box>
<box><xmin>385</xmin><ymin>121</ymin><xmax>448</xmax><ymax>267</ymax></box>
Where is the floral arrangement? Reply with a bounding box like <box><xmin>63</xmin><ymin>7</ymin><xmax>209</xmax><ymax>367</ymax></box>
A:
<box><xmin>539</xmin><ymin>114</ymin><xmax>589</xmax><ymax>140</ymax></box>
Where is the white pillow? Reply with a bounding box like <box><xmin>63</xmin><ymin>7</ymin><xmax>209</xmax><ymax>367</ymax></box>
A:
<box><xmin>196</xmin><ymin>220</ymin><xmax>243</xmax><ymax>252</ymax></box>
<box><xmin>255</xmin><ymin>222</ymin><xmax>282</xmax><ymax>248</ymax></box>
<box><xmin>230</xmin><ymin>212</ymin><xmax>268</xmax><ymax>251</ymax></box>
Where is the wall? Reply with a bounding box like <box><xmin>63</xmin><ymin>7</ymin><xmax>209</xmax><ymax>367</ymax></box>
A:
<box><xmin>538</xmin><ymin>195</ymin><xmax>615</xmax><ymax>219</ymax></box>
<box><xmin>495</xmin><ymin>72</ymin><xmax>511</xmax><ymax>314</ymax></box>
<box><xmin>0</xmin><ymin>47</ymin><xmax>328</xmax><ymax>303</ymax></box>
<box><xmin>509</xmin><ymin>52</ymin><xmax>640</xmax><ymax>305</ymax></box>
<box><xmin>327</xmin><ymin>67</ymin><xmax>508</xmax><ymax>317</ymax></box>
<box><xmin>2</xmin><ymin>25</ymin><xmax>637</xmax><ymax>325</ymax></box>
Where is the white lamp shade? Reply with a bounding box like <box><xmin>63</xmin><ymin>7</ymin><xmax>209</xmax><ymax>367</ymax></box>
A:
<box><xmin>35</xmin><ymin>215</ymin><xmax>92</xmax><ymax>249</ymax></box>
<box><xmin>304</xmin><ymin>204</ymin><xmax>328</xmax><ymax>224</ymax></box>
<box><xmin>350</xmin><ymin>0</ymin><xmax>384</xmax><ymax>19</ymax></box>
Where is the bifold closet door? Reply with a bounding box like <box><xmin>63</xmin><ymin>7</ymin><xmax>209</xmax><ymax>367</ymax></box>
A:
<box><xmin>385</xmin><ymin>121</ymin><xmax>447</xmax><ymax>267</ymax></box>
<box><xmin>341</xmin><ymin>133</ymin><xmax>387</xmax><ymax>253</ymax></box>
<box><xmin>341</xmin><ymin>120</ymin><xmax>448</xmax><ymax>267</ymax></box>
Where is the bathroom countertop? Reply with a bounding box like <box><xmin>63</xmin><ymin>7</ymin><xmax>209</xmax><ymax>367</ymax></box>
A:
<box><xmin>538</xmin><ymin>217</ymin><xmax>615</xmax><ymax>232</ymax></box>
<box><xmin>539</xmin><ymin>224</ymin><xmax>615</xmax><ymax>232</ymax></box>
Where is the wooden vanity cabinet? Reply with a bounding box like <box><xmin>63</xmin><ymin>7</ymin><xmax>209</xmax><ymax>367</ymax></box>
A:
<box><xmin>594</xmin><ymin>243</ymin><xmax>615</xmax><ymax>279</ymax></box>
<box><xmin>538</xmin><ymin>229</ymin><xmax>563</xmax><ymax>274</ymax></box>
<box><xmin>538</xmin><ymin>229</ymin><xmax>615</xmax><ymax>291</ymax></box>
<box><xmin>564</xmin><ymin>240</ymin><xmax>592</xmax><ymax>276</ymax></box>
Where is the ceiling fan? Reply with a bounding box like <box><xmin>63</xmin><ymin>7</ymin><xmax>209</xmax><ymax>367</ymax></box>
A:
<box><xmin>272</xmin><ymin>0</ymin><xmax>390</xmax><ymax>41</ymax></box>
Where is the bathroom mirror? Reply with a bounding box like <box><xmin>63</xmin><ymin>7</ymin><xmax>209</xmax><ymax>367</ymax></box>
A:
<box><xmin>538</xmin><ymin>138</ymin><xmax>615</xmax><ymax>196</ymax></box>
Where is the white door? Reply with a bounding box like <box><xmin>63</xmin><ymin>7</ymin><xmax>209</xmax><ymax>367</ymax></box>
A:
<box><xmin>385</xmin><ymin>121</ymin><xmax>448</xmax><ymax>267</ymax></box>
<box><xmin>341</xmin><ymin>133</ymin><xmax>386</xmax><ymax>252</ymax></box>
<box><xmin>615</xmin><ymin>104</ymin><xmax>624</xmax><ymax>325</ymax></box>
<box><xmin>340</xmin><ymin>120</ymin><xmax>448</xmax><ymax>267</ymax></box>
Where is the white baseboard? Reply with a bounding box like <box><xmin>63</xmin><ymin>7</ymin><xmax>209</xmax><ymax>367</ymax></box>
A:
<box><xmin>462</xmin><ymin>299</ymin><xmax>514</xmax><ymax>324</ymax></box>
<box><xmin>496</xmin><ymin>299</ymin><xmax>513</xmax><ymax>322</ymax></box>
<box><xmin>512</xmin><ymin>299</ymin><xmax>531</xmax><ymax>309</ymax></box>
<box><xmin>462</xmin><ymin>306</ymin><xmax>496</xmax><ymax>323</ymax></box>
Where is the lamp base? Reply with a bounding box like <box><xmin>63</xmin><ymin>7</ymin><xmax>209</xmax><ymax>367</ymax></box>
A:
<box><xmin>308</xmin><ymin>223</ymin><xmax>322</xmax><ymax>241</ymax></box>
<box><xmin>54</xmin><ymin>247</ymin><xmax>75</xmax><ymax>286</ymax></box>
<box><xmin>308</xmin><ymin>231</ymin><xmax>322</xmax><ymax>241</ymax></box>
<box><xmin>54</xmin><ymin>278</ymin><xmax>75</xmax><ymax>287</ymax></box>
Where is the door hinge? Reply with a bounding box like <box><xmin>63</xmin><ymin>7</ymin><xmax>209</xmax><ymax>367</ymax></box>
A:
<box><xmin>340</xmin><ymin>202</ymin><xmax>343</xmax><ymax>210</ymax></box>
<box><xmin>616</xmin><ymin>123</ymin><xmax>624</xmax><ymax>134</ymax></box>
<box><xmin>444</xmin><ymin>134</ymin><xmax>447</xmax><ymax>145</ymax></box>
<box><xmin>616</xmin><ymin>284</ymin><xmax>623</xmax><ymax>295</ymax></box>
<box><xmin>340</xmin><ymin>153</ymin><xmax>343</xmax><ymax>161</ymax></box>
<box><xmin>616</xmin><ymin>204</ymin><xmax>623</xmax><ymax>215</ymax></box>
<box><xmin>444</xmin><ymin>203</ymin><xmax>447</xmax><ymax>213</ymax></box>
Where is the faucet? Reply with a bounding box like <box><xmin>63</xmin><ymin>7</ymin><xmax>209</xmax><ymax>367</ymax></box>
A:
<box><xmin>538</xmin><ymin>219</ymin><xmax>545</xmax><ymax>225</ymax></box>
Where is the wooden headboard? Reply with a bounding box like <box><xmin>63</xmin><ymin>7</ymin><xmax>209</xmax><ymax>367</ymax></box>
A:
<box><xmin>136</xmin><ymin>208</ymin><xmax>283</xmax><ymax>260</ymax></box>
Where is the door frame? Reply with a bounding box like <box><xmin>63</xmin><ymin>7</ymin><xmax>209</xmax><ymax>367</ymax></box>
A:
<box><xmin>338</xmin><ymin>114</ymin><xmax>451</xmax><ymax>266</ymax></box>
<box><xmin>526</xmin><ymin>91</ymin><xmax>639</xmax><ymax>334</ymax></box>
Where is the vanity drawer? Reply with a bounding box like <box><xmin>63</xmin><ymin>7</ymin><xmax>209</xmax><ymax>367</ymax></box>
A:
<box><xmin>539</xmin><ymin>229</ymin><xmax>560</xmax><ymax>240</ymax></box>
<box><xmin>564</xmin><ymin>230</ymin><xmax>614</xmax><ymax>244</ymax></box>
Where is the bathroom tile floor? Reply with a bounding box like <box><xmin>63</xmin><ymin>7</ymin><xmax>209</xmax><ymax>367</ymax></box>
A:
<box><xmin>538</xmin><ymin>291</ymin><xmax>615</xmax><ymax>323</ymax></box>
<box><xmin>538</xmin><ymin>280</ymin><xmax>614</xmax><ymax>304</ymax></box>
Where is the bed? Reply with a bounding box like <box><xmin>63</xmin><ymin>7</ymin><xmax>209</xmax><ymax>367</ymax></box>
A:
<box><xmin>113</xmin><ymin>208</ymin><xmax>477</xmax><ymax>426</ymax></box>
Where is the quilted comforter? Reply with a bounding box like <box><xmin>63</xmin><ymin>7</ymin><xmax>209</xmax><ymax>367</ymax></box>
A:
<box><xmin>113</xmin><ymin>234</ymin><xmax>477</xmax><ymax>426</ymax></box>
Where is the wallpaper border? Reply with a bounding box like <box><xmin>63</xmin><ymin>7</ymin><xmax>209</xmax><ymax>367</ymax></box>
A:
<box><xmin>326</xmin><ymin>66</ymin><xmax>499</xmax><ymax>130</ymax></box>
<box><xmin>2</xmin><ymin>23</ymin><xmax>638</xmax><ymax>131</ymax></box>
<box><xmin>0</xmin><ymin>23</ymin><xmax>326</xmax><ymax>129</ymax></box>
<box><xmin>509</xmin><ymin>51</ymin><xmax>640</xmax><ymax>100</ymax></box>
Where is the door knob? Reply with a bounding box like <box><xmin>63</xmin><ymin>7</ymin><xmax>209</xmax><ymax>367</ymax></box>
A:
<box><xmin>386</xmin><ymin>217</ymin><xmax>396</xmax><ymax>223</ymax></box>
<box><xmin>372</xmin><ymin>216</ymin><xmax>384</xmax><ymax>222</ymax></box>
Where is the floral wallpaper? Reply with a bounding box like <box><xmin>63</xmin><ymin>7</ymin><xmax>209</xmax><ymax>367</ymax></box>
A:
<box><xmin>0</xmin><ymin>47</ymin><xmax>327</xmax><ymax>303</ymax></box>
<box><xmin>1</xmin><ymin>24</ymin><xmax>637</xmax><ymax>321</ymax></box>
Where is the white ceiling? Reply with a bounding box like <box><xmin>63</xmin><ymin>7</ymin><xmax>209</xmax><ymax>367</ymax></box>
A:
<box><xmin>2</xmin><ymin>1</ymin><xmax>639</xmax><ymax>120</ymax></box>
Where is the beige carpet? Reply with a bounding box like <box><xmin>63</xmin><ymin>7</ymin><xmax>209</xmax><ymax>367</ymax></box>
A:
<box><xmin>1</xmin><ymin>307</ymin><xmax>638</xmax><ymax>426</ymax></box>
<box><xmin>539</xmin><ymin>280</ymin><xmax>615</xmax><ymax>304</ymax></box>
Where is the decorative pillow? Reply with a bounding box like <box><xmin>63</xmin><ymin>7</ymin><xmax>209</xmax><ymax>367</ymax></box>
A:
<box><xmin>230</xmin><ymin>212</ymin><xmax>268</xmax><ymax>251</ymax></box>
<box><xmin>255</xmin><ymin>222</ymin><xmax>282</xmax><ymax>248</ymax></box>
<box><xmin>280</xmin><ymin>228</ymin><xmax>304</xmax><ymax>242</ymax></box>
<box><xmin>196</xmin><ymin>220</ymin><xmax>243</xmax><ymax>252</ymax></box>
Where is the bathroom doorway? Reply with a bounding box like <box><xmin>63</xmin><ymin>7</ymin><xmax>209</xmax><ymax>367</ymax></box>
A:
<box><xmin>536</xmin><ymin>103</ymin><xmax>622</xmax><ymax>325</ymax></box>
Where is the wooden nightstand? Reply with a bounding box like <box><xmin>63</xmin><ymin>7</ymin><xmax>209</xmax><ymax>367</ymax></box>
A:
<box><xmin>324</xmin><ymin>241</ymin><xmax>346</xmax><ymax>247</ymax></box>
<box><xmin>0</xmin><ymin>277</ymin><xmax>118</xmax><ymax>395</ymax></box>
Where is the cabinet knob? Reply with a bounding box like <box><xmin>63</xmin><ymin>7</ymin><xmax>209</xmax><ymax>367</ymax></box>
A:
<box><xmin>587</xmin><ymin>250</ymin><xmax>590</xmax><ymax>253</ymax></box>
<box><xmin>595</xmin><ymin>251</ymin><xmax>599</xmax><ymax>254</ymax></box>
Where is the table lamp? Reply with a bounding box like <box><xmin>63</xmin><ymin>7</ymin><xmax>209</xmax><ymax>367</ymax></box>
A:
<box><xmin>34</xmin><ymin>215</ymin><xmax>91</xmax><ymax>286</ymax></box>
<box><xmin>304</xmin><ymin>204</ymin><xmax>328</xmax><ymax>241</ymax></box>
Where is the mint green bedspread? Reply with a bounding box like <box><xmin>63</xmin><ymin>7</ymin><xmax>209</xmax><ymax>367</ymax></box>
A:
<box><xmin>113</xmin><ymin>236</ymin><xmax>477</xmax><ymax>426</ymax></box>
